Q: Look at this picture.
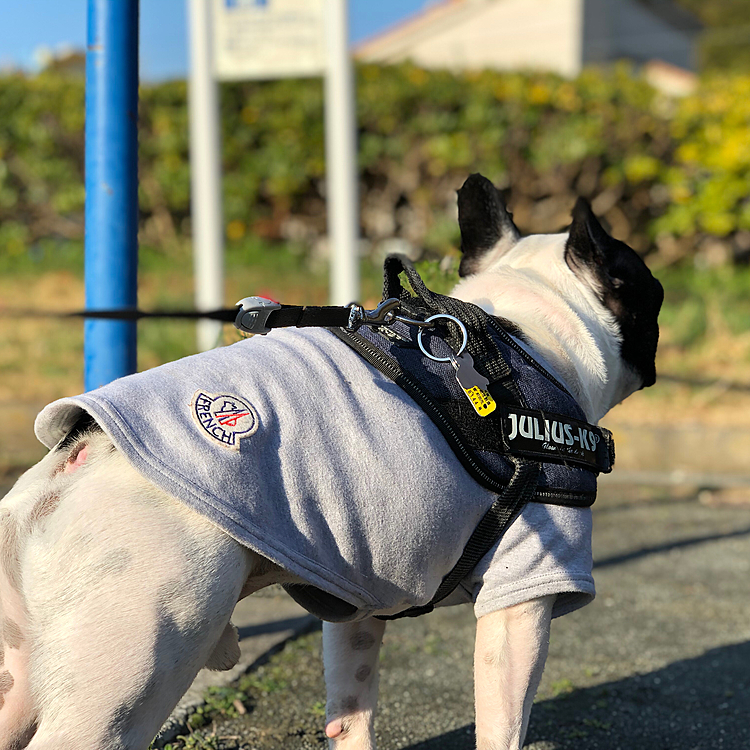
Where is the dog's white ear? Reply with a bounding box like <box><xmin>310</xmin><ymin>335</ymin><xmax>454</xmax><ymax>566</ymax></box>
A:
<box><xmin>457</xmin><ymin>173</ymin><xmax>520</xmax><ymax>277</ymax></box>
<box><xmin>565</xmin><ymin>197</ymin><xmax>664</xmax><ymax>388</ymax></box>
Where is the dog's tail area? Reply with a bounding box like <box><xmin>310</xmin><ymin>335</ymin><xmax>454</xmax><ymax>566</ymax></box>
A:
<box><xmin>0</xmin><ymin>609</ymin><xmax>38</xmax><ymax>750</ymax></box>
<box><xmin>0</xmin><ymin>511</ymin><xmax>39</xmax><ymax>750</ymax></box>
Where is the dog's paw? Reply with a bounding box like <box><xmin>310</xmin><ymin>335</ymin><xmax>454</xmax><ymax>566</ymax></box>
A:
<box><xmin>324</xmin><ymin>703</ymin><xmax>375</xmax><ymax>749</ymax></box>
<box><xmin>325</xmin><ymin>716</ymin><xmax>345</xmax><ymax>739</ymax></box>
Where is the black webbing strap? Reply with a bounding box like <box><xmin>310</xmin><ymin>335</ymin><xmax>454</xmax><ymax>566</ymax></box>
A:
<box><xmin>6</xmin><ymin>303</ymin><xmax>350</xmax><ymax>328</ymax></box>
<box><xmin>376</xmin><ymin>458</ymin><xmax>541</xmax><ymax>620</ymax></box>
<box><xmin>373</xmin><ymin>257</ymin><xmax>544</xmax><ymax>620</ymax></box>
<box><xmin>265</xmin><ymin>304</ymin><xmax>351</xmax><ymax>329</ymax></box>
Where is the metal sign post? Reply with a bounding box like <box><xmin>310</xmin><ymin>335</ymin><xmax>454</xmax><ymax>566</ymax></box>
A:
<box><xmin>188</xmin><ymin>0</ymin><xmax>225</xmax><ymax>351</ymax></box>
<box><xmin>84</xmin><ymin>0</ymin><xmax>139</xmax><ymax>390</ymax></box>
<box><xmin>324</xmin><ymin>0</ymin><xmax>359</xmax><ymax>306</ymax></box>
<box><xmin>206</xmin><ymin>0</ymin><xmax>360</xmax><ymax>309</ymax></box>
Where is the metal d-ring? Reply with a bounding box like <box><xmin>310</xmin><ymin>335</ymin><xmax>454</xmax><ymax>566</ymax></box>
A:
<box><xmin>417</xmin><ymin>314</ymin><xmax>468</xmax><ymax>362</ymax></box>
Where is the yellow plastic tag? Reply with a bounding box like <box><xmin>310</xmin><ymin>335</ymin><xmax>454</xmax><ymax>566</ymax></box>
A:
<box><xmin>463</xmin><ymin>386</ymin><xmax>497</xmax><ymax>417</ymax></box>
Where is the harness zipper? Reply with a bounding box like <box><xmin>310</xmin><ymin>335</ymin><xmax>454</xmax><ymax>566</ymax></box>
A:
<box><xmin>534</xmin><ymin>488</ymin><xmax>593</xmax><ymax>504</ymax></box>
<box><xmin>487</xmin><ymin>317</ymin><xmax>576</xmax><ymax>401</ymax></box>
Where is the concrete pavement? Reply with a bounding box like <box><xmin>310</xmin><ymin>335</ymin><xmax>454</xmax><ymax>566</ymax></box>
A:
<box><xmin>3</xmin><ymin>430</ymin><xmax>748</xmax><ymax>749</ymax></box>
<box><xmin>159</xmin><ymin>479</ymin><xmax>750</xmax><ymax>749</ymax></box>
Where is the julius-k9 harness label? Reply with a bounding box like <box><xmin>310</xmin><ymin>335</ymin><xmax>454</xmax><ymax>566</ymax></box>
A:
<box><xmin>500</xmin><ymin>406</ymin><xmax>613</xmax><ymax>473</ymax></box>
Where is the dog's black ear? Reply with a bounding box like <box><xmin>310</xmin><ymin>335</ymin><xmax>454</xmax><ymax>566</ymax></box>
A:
<box><xmin>565</xmin><ymin>198</ymin><xmax>611</xmax><ymax>269</ymax></box>
<box><xmin>566</xmin><ymin>198</ymin><xmax>664</xmax><ymax>388</ymax></box>
<box><xmin>457</xmin><ymin>173</ymin><xmax>519</xmax><ymax>277</ymax></box>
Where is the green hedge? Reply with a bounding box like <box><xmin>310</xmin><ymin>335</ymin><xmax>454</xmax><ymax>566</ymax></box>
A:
<box><xmin>2</xmin><ymin>62</ymin><xmax>750</xmax><ymax>266</ymax></box>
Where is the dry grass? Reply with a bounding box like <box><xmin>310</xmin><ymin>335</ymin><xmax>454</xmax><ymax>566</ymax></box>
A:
<box><xmin>3</xmin><ymin>251</ymin><xmax>750</xmax><ymax>470</ymax></box>
<box><xmin>0</xmin><ymin>247</ymin><xmax>385</xmax><ymax>470</ymax></box>
<box><xmin>605</xmin><ymin>301</ymin><xmax>750</xmax><ymax>429</ymax></box>
<box><xmin>0</xmin><ymin>271</ymin><xmax>86</xmax><ymax>402</ymax></box>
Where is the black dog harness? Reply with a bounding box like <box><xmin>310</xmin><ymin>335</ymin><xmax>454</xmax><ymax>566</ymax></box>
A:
<box><xmin>235</xmin><ymin>256</ymin><xmax>614</xmax><ymax>619</ymax></box>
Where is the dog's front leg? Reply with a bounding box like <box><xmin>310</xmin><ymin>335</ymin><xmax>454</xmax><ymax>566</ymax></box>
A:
<box><xmin>474</xmin><ymin>595</ymin><xmax>555</xmax><ymax>750</ymax></box>
<box><xmin>323</xmin><ymin>617</ymin><xmax>386</xmax><ymax>749</ymax></box>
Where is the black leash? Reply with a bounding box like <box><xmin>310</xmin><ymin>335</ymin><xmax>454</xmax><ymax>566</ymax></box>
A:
<box><xmin>0</xmin><ymin>296</ymin><xmax>390</xmax><ymax>330</ymax></box>
<box><xmin>0</xmin><ymin>306</ymin><xmax>239</xmax><ymax>322</ymax></box>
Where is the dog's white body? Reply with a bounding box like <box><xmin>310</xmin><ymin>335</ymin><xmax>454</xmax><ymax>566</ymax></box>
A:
<box><xmin>0</xmin><ymin>175</ymin><xmax>662</xmax><ymax>749</ymax></box>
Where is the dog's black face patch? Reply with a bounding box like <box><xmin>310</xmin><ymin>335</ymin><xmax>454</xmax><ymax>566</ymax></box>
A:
<box><xmin>457</xmin><ymin>173</ymin><xmax>519</xmax><ymax>277</ymax></box>
<box><xmin>565</xmin><ymin>199</ymin><xmax>664</xmax><ymax>388</ymax></box>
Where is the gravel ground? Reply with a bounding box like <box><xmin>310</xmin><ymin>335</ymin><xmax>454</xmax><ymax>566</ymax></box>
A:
<box><xmin>163</xmin><ymin>482</ymin><xmax>750</xmax><ymax>750</ymax></box>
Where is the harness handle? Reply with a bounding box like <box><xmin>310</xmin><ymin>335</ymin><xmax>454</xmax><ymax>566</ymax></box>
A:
<box><xmin>383</xmin><ymin>255</ymin><xmax>518</xmax><ymax>394</ymax></box>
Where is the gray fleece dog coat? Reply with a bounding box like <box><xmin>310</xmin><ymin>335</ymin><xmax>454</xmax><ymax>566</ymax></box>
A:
<box><xmin>35</xmin><ymin>328</ymin><xmax>594</xmax><ymax>622</ymax></box>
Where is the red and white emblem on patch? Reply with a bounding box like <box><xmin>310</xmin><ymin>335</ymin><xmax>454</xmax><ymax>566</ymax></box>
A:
<box><xmin>192</xmin><ymin>392</ymin><xmax>259</xmax><ymax>449</ymax></box>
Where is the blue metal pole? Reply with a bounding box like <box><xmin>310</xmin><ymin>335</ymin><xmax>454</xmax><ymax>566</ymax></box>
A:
<box><xmin>84</xmin><ymin>0</ymin><xmax>139</xmax><ymax>391</ymax></box>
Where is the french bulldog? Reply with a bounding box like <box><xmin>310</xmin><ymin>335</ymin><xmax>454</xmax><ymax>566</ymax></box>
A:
<box><xmin>0</xmin><ymin>173</ymin><xmax>662</xmax><ymax>750</ymax></box>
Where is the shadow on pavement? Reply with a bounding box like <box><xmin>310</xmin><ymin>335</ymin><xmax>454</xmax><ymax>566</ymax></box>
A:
<box><xmin>594</xmin><ymin>525</ymin><xmax>750</xmax><ymax>569</ymax></box>
<box><xmin>404</xmin><ymin>641</ymin><xmax>750</xmax><ymax>750</ymax></box>
<box><xmin>404</xmin><ymin>725</ymin><xmax>475</xmax><ymax>750</ymax></box>
<box><xmin>592</xmin><ymin>494</ymin><xmax>697</xmax><ymax>515</ymax></box>
<box><xmin>236</xmin><ymin>615</ymin><xmax>317</xmax><ymax>640</ymax></box>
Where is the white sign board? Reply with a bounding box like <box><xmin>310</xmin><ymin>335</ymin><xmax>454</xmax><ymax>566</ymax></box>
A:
<box><xmin>213</xmin><ymin>0</ymin><xmax>326</xmax><ymax>81</ymax></box>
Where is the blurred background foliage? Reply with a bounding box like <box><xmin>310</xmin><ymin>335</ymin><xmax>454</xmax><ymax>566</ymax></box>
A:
<box><xmin>4</xmin><ymin>5</ymin><xmax>750</xmax><ymax>468</ymax></box>
<box><xmin>4</xmin><ymin>60</ymin><xmax>750</xmax><ymax>273</ymax></box>
<box><xmin>679</xmin><ymin>0</ymin><xmax>750</xmax><ymax>72</ymax></box>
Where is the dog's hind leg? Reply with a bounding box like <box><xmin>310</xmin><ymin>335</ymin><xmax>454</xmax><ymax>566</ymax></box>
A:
<box><xmin>473</xmin><ymin>595</ymin><xmax>555</xmax><ymax>750</ymax></box>
<box><xmin>0</xmin><ymin>447</ymin><xmax>71</xmax><ymax>750</ymax></box>
<box><xmin>15</xmin><ymin>436</ymin><xmax>253</xmax><ymax>750</ymax></box>
<box><xmin>323</xmin><ymin>617</ymin><xmax>386</xmax><ymax>750</ymax></box>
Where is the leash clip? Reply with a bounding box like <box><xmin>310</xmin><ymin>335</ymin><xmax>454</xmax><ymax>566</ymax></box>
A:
<box><xmin>234</xmin><ymin>297</ymin><xmax>282</xmax><ymax>335</ymax></box>
<box><xmin>347</xmin><ymin>298</ymin><xmax>402</xmax><ymax>330</ymax></box>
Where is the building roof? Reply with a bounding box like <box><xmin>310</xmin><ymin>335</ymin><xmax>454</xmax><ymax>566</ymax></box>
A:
<box><xmin>355</xmin><ymin>0</ymin><xmax>703</xmax><ymax>59</ymax></box>
<box><xmin>355</xmin><ymin>0</ymin><xmax>484</xmax><ymax>59</ymax></box>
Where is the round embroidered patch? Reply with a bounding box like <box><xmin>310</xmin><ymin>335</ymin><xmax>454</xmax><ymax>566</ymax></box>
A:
<box><xmin>192</xmin><ymin>392</ymin><xmax>259</xmax><ymax>449</ymax></box>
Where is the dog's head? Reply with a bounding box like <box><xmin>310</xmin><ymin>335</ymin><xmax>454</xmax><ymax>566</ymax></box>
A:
<box><xmin>452</xmin><ymin>173</ymin><xmax>663</xmax><ymax>418</ymax></box>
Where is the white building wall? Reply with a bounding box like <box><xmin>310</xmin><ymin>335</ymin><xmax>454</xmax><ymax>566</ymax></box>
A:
<box><xmin>361</xmin><ymin>0</ymin><xmax>585</xmax><ymax>78</ymax></box>
<box><xmin>357</xmin><ymin>0</ymin><xmax>698</xmax><ymax>78</ymax></box>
